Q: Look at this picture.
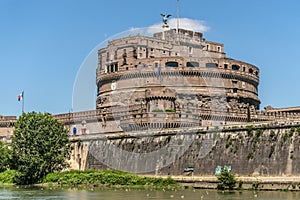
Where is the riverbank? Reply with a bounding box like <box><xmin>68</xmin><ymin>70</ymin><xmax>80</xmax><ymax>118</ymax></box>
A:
<box><xmin>145</xmin><ymin>175</ymin><xmax>300</xmax><ymax>191</ymax></box>
<box><xmin>2</xmin><ymin>169</ymin><xmax>300</xmax><ymax>191</ymax></box>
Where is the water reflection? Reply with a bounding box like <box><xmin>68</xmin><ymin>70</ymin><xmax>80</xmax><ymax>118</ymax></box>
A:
<box><xmin>0</xmin><ymin>186</ymin><xmax>300</xmax><ymax>200</ymax></box>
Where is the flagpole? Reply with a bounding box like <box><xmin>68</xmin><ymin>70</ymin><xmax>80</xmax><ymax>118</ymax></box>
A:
<box><xmin>176</xmin><ymin>0</ymin><xmax>180</xmax><ymax>33</ymax></box>
<box><xmin>22</xmin><ymin>91</ymin><xmax>24</xmax><ymax>113</ymax></box>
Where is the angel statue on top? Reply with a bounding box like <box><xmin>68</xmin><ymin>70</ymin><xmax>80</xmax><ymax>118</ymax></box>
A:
<box><xmin>161</xmin><ymin>13</ymin><xmax>172</xmax><ymax>28</ymax></box>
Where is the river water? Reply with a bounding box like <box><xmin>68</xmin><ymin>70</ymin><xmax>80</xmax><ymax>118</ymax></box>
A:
<box><xmin>1</xmin><ymin>186</ymin><xmax>300</xmax><ymax>200</ymax></box>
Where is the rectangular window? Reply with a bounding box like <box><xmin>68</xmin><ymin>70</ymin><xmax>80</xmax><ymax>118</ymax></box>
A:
<box><xmin>110</xmin><ymin>65</ymin><xmax>114</xmax><ymax>73</ymax></box>
<box><xmin>115</xmin><ymin>63</ymin><xmax>118</xmax><ymax>72</ymax></box>
<box><xmin>189</xmin><ymin>47</ymin><xmax>193</xmax><ymax>54</ymax></box>
<box><xmin>206</xmin><ymin>63</ymin><xmax>218</xmax><ymax>68</ymax></box>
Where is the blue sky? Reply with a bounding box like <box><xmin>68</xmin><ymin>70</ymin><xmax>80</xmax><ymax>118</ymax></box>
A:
<box><xmin>1</xmin><ymin>0</ymin><xmax>300</xmax><ymax>116</ymax></box>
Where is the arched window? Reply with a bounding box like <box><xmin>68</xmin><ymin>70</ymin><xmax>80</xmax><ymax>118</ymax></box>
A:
<box><xmin>232</xmin><ymin>64</ymin><xmax>240</xmax><ymax>71</ymax></box>
<box><xmin>166</xmin><ymin>61</ymin><xmax>178</xmax><ymax>67</ymax></box>
<box><xmin>249</xmin><ymin>68</ymin><xmax>253</xmax><ymax>74</ymax></box>
<box><xmin>187</xmin><ymin>62</ymin><xmax>199</xmax><ymax>67</ymax></box>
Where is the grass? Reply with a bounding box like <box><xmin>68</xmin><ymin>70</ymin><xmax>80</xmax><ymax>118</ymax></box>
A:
<box><xmin>0</xmin><ymin>169</ymin><xmax>179</xmax><ymax>189</ymax></box>
<box><xmin>41</xmin><ymin>170</ymin><xmax>179</xmax><ymax>189</ymax></box>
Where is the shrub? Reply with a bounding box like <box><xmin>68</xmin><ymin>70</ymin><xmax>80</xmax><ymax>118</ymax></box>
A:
<box><xmin>255</xmin><ymin>129</ymin><xmax>263</xmax><ymax>138</ymax></box>
<box><xmin>269</xmin><ymin>145</ymin><xmax>275</xmax><ymax>158</ymax></box>
<box><xmin>216</xmin><ymin>168</ymin><xmax>237</xmax><ymax>190</ymax></box>
<box><xmin>270</xmin><ymin>130</ymin><xmax>276</xmax><ymax>139</ymax></box>
<box><xmin>0</xmin><ymin>170</ymin><xmax>16</xmax><ymax>184</ymax></box>
<box><xmin>283</xmin><ymin>133</ymin><xmax>288</xmax><ymax>142</ymax></box>
<box><xmin>165</xmin><ymin>108</ymin><xmax>175</xmax><ymax>112</ymax></box>
<box><xmin>247</xmin><ymin>126</ymin><xmax>253</xmax><ymax>137</ymax></box>
<box><xmin>252</xmin><ymin>181</ymin><xmax>260</xmax><ymax>190</ymax></box>
<box><xmin>152</xmin><ymin>108</ymin><xmax>163</xmax><ymax>112</ymax></box>
<box><xmin>247</xmin><ymin>152</ymin><xmax>254</xmax><ymax>160</ymax></box>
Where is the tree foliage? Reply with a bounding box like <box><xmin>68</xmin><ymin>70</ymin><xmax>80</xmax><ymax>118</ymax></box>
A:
<box><xmin>11</xmin><ymin>112</ymin><xmax>72</xmax><ymax>185</ymax></box>
<box><xmin>0</xmin><ymin>141</ymin><xmax>11</xmax><ymax>172</ymax></box>
<box><xmin>216</xmin><ymin>168</ymin><xmax>237</xmax><ymax>190</ymax></box>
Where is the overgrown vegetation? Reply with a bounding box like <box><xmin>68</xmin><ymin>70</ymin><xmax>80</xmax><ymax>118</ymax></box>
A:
<box><xmin>251</xmin><ymin>181</ymin><xmax>261</xmax><ymax>190</ymax></box>
<box><xmin>151</xmin><ymin>108</ymin><xmax>164</xmax><ymax>112</ymax></box>
<box><xmin>165</xmin><ymin>108</ymin><xmax>175</xmax><ymax>112</ymax></box>
<box><xmin>246</xmin><ymin>125</ymin><xmax>253</xmax><ymax>137</ymax></box>
<box><xmin>247</xmin><ymin>152</ymin><xmax>254</xmax><ymax>160</ymax></box>
<box><xmin>269</xmin><ymin>145</ymin><xmax>275</xmax><ymax>158</ymax></box>
<box><xmin>216</xmin><ymin>168</ymin><xmax>237</xmax><ymax>190</ymax></box>
<box><xmin>42</xmin><ymin>170</ymin><xmax>178</xmax><ymax>188</ymax></box>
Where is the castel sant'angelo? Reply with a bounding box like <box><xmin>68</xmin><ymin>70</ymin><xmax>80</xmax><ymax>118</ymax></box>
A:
<box><xmin>2</xmin><ymin>15</ymin><xmax>300</xmax><ymax>176</ymax></box>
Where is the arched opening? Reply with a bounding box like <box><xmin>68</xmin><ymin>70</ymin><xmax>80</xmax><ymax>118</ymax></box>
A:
<box><xmin>232</xmin><ymin>64</ymin><xmax>240</xmax><ymax>71</ymax></box>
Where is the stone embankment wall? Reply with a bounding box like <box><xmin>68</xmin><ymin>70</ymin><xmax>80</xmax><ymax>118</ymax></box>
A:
<box><xmin>70</xmin><ymin>121</ymin><xmax>300</xmax><ymax>176</ymax></box>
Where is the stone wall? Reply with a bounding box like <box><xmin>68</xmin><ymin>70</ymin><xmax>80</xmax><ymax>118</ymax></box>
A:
<box><xmin>70</xmin><ymin>122</ymin><xmax>300</xmax><ymax>176</ymax></box>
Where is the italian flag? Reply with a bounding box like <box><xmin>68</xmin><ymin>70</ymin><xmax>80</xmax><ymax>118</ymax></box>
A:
<box><xmin>18</xmin><ymin>91</ymin><xmax>24</xmax><ymax>101</ymax></box>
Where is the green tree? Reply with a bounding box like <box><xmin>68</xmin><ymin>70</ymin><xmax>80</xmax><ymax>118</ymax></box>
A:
<box><xmin>11</xmin><ymin>112</ymin><xmax>72</xmax><ymax>185</ymax></box>
<box><xmin>0</xmin><ymin>141</ymin><xmax>11</xmax><ymax>172</ymax></box>
<box><xmin>216</xmin><ymin>168</ymin><xmax>237</xmax><ymax>190</ymax></box>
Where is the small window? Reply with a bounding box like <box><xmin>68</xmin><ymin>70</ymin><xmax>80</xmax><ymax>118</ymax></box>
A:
<box><xmin>224</xmin><ymin>64</ymin><xmax>228</xmax><ymax>69</ymax></box>
<box><xmin>255</xmin><ymin>71</ymin><xmax>259</xmax><ymax>76</ymax></box>
<box><xmin>114</xmin><ymin>50</ymin><xmax>117</xmax><ymax>59</ymax></box>
<box><xmin>217</xmin><ymin>46</ymin><xmax>221</xmax><ymax>52</ymax></box>
<box><xmin>106</xmin><ymin>52</ymin><xmax>110</xmax><ymax>62</ymax></box>
<box><xmin>126</xmin><ymin>67</ymin><xmax>129</xmax><ymax>70</ymax></box>
<box><xmin>233</xmin><ymin>88</ymin><xmax>238</xmax><ymax>93</ymax></box>
<box><xmin>187</xmin><ymin>62</ymin><xmax>199</xmax><ymax>67</ymax></box>
<box><xmin>166</xmin><ymin>61</ymin><xmax>178</xmax><ymax>67</ymax></box>
<box><xmin>232</xmin><ymin>64</ymin><xmax>240</xmax><ymax>71</ymax></box>
<box><xmin>154</xmin><ymin>62</ymin><xmax>159</xmax><ymax>68</ymax></box>
<box><xmin>133</xmin><ymin>48</ymin><xmax>137</xmax><ymax>59</ymax></box>
<box><xmin>115</xmin><ymin>63</ymin><xmax>118</xmax><ymax>72</ymax></box>
<box><xmin>206</xmin><ymin>63</ymin><xmax>218</xmax><ymax>68</ymax></box>
<box><xmin>249</xmin><ymin>68</ymin><xmax>253</xmax><ymax>74</ymax></box>
<box><xmin>189</xmin><ymin>47</ymin><xmax>193</xmax><ymax>54</ymax></box>
<box><xmin>232</xmin><ymin>80</ymin><xmax>238</xmax><ymax>84</ymax></box>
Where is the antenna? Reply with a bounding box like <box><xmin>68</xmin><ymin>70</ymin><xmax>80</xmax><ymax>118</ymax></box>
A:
<box><xmin>176</xmin><ymin>0</ymin><xmax>180</xmax><ymax>33</ymax></box>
